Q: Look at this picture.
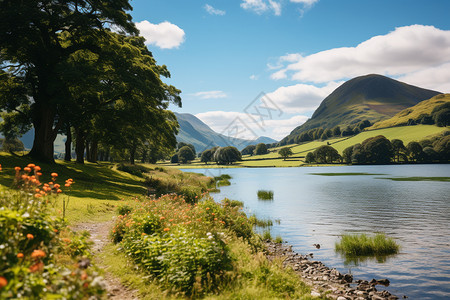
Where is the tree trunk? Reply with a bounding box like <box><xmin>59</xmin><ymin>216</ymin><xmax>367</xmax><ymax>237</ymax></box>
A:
<box><xmin>88</xmin><ymin>140</ymin><xmax>98</xmax><ymax>163</ymax></box>
<box><xmin>29</xmin><ymin>106</ymin><xmax>57</xmax><ymax>163</ymax></box>
<box><xmin>85</xmin><ymin>140</ymin><xmax>90</xmax><ymax>162</ymax></box>
<box><xmin>64</xmin><ymin>124</ymin><xmax>72</xmax><ymax>161</ymax></box>
<box><xmin>130</xmin><ymin>142</ymin><xmax>137</xmax><ymax>165</ymax></box>
<box><xmin>75</xmin><ymin>128</ymin><xmax>85</xmax><ymax>164</ymax></box>
<box><xmin>141</xmin><ymin>149</ymin><xmax>147</xmax><ymax>163</ymax></box>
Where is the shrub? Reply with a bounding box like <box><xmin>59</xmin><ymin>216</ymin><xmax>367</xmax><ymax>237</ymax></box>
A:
<box><xmin>335</xmin><ymin>233</ymin><xmax>400</xmax><ymax>257</ymax></box>
<box><xmin>117</xmin><ymin>204</ymin><xmax>133</xmax><ymax>216</ymax></box>
<box><xmin>117</xmin><ymin>163</ymin><xmax>150</xmax><ymax>177</ymax></box>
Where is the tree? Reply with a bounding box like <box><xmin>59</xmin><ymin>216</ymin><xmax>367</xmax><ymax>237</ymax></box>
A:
<box><xmin>171</xmin><ymin>154</ymin><xmax>179</xmax><ymax>164</ymax></box>
<box><xmin>332</xmin><ymin>126</ymin><xmax>341</xmax><ymax>137</ymax></box>
<box><xmin>201</xmin><ymin>149</ymin><xmax>214</xmax><ymax>164</ymax></box>
<box><xmin>313</xmin><ymin>145</ymin><xmax>340</xmax><ymax>163</ymax></box>
<box><xmin>178</xmin><ymin>146</ymin><xmax>195</xmax><ymax>164</ymax></box>
<box><xmin>0</xmin><ymin>0</ymin><xmax>138</xmax><ymax>163</ymax></box>
<box><xmin>278</xmin><ymin>147</ymin><xmax>293</xmax><ymax>160</ymax></box>
<box><xmin>341</xmin><ymin>126</ymin><xmax>354</xmax><ymax>137</ymax></box>
<box><xmin>361</xmin><ymin>135</ymin><xmax>393</xmax><ymax>164</ymax></box>
<box><xmin>407</xmin><ymin>141</ymin><xmax>423</xmax><ymax>162</ymax></box>
<box><xmin>351</xmin><ymin>143</ymin><xmax>366</xmax><ymax>164</ymax></box>
<box><xmin>177</xmin><ymin>143</ymin><xmax>196</xmax><ymax>156</ymax></box>
<box><xmin>342</xmin><ymin>146</ymin><xmax>353</xmax><ymax>164</ymax></box>
<box><xmin>433</xmin><ymin>108</ymin><xmax>450</xmax><ymax>127</ymax></box>
<box><xmin>391</xmin><ymin>139</ymin><xmax>407</xmax><ymax>162</ymax></box>
<box><xmin>305</xmin><ymin>152</ymin><xmax>315</xmax><ymax>163</ymax></box>
<box><xmin>213</xmin><ymin>147</ymin><xmax>241</xmax><ymax>165</ymax></box>
<box><xmin>0</xmin><ymin>137</ymin><xmax>24</xmax><ymax>153</ymax></box>
<box><xmin>433</xmin><ymin>135</ymin><xmax>450</xmax><ymax>162</ymax></box>
<box><xmin>255</xmin><ymin>143</ymin><xmax>268</xmax><ymax>155</ymax></box>
<box><xmin>241</xmin><ymin>145</ymin><xmax>256</xmax><ymax>156</ymax></box>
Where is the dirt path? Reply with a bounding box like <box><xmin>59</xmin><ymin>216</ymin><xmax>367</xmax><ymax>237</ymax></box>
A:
<box><xmin>75</xmin><ymin>221</ymin><xmax>139</xmax><ymax>300</ymax></box>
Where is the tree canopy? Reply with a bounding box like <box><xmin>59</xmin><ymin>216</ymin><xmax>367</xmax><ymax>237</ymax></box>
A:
<box><xmin>278</xmin><ymin>147</ymin><xmax>293</xmax><ymax>160</ymax></box>
<box><xmin>0</xmin><ymin>1</ymin><xmax>181</xmax><ymax>163</ymax></box>
<box><xmin>254</xmin><ymin>143</ymin><xmax>268</xmax><ymax>155</ymax></box>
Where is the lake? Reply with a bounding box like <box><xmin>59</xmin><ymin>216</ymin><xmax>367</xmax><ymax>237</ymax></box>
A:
<box><xmin>182</xmin><ymin>164</ymin><xmax>450</xmax><ymax>299</ymax></box>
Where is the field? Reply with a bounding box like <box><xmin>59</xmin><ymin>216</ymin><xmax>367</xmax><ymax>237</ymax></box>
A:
<box><xmin>165</xmin><ymin>124</ymin><xmax>448</xmax><ymax>168</ymax></box>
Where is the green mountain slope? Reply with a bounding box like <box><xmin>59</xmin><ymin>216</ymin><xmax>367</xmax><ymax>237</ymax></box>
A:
<box><xmin>280</xmin><ymin>74</ymin><xmax>440</xmax><ymax>145</ymax></box>
<box><xmin>370</xmin><ymin>93</ymin><xmax>450</xmax><ymax>129</ymax></box>
<box><xmin>174</xmin><ymin>112</ymin><xmax>277</xmax><ymax>152</ymax></box>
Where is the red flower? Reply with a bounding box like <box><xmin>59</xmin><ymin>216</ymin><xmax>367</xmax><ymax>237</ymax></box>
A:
<box><xmin>0</xmin><ymin>276</ymin><xmax>7</xmax><ymax>288</ymax></box>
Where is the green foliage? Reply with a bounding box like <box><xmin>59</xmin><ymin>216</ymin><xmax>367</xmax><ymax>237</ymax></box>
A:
<box><xmin>0</xmin><ymin>165</ymin><xmax>105</xmax><ymax>299</ymax></box>
<box><xmin>254</xmin><ymin>143</ymin><xmax>268</xmax><ymax>155</ymax></box>
<box><xmin>305</xmin><ymin>152</ymin><xmax>315</xmax><ymax>163</ymax></box>
<box><xmin>0</xmin><ymin>138</ymin><xmax>24</xmax><ymax>152</ymax></box>
<box><xmin>178</xmin><ymin>146</ymin><xmax>196</xmax><ymax>164</ymax></box>
<box><xmin>241</xmin><ymin>144</ymin><xmax>256</xmax><ymax>156</ymax></box>
<box><xmin>117</xmin><ymin>163</ymin><xmax>151</xmax><ymax>177</ymax></box>
<box><xmin>361</xmin><ymin>135</ymin><xmax>393</xmax><ymax>164</ymax></box>
<box><xmin>257</xmin><ymin>190</ymin><xmax>274</xmax><ymax>200</ymax></box>
<box><xmin>117</xmin><ymin>204</ymin><xmax>133</xmax><ymax>216</ymax></box>
<box><xmin>407</xmin><ymin>141</ymin><xmax>423</xmax><ymax>162</ymax></box>
<box><xmin>335</xmin><ymin>233</ymin><xmax>400</xmax><ymax>258</ymax></box>
<box><xmin>313</xmin><ymin>145</ymin><xmax>341</xmax><ymax>163</ymax></box>
<box><xmin>278</xmin><ymin>147</ymin><xmax>293</xmax><ymax>160</ymax></box>
<box><xmin>213</xmin><ymin>146</ymin><xmax>242</xmax><ymax>165</ymax></box>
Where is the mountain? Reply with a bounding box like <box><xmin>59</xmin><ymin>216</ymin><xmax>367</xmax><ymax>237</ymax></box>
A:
<box><xmin>280</xmin><ymin>74</ymin><xmax>441</xmax><ymax>145</ymax></box>
<box><xmin>174</xmin><ymin>112</ymin><xmax>277</xmax><ymax>152</ymax></box>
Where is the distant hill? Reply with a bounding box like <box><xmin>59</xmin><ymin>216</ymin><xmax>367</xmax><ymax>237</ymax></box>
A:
<box><xmin>370</xmin><ymin>93</ymin><xmax>450</xmax><ymax>129</ymax></box>
<box><xmin>280</xmin><ymin>74</ymin><xmax>440</xmax><ymax>145</ymax></box>
<box><xmin>175</xmin><ymin>112</ymin><xmax>277</xmax><ymax>152</ymax></box>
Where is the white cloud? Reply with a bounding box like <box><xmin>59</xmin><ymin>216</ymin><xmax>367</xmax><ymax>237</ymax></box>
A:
<box><xmin>398</xmin><ymin>62</ymin><xmax>450</xmax><ymax>93</ymax></box>
<box><xmin>266</xmin><ymin>81</ymin><xmax>342</xmax><ymax>113</ymax></box>
<box><xmin>241</xmin><ymin>0</ymin><xmax>281</xmax><ymax>16</ymax></box>
<box><xmin>136</xmin><ymin>20</ymin><xmax>185</xmax><ymax>49</ymax></box>
<box><xmin>191</xmin><ymin>91</ymin><xmax>227</xmax><ymax>99</ymax></box>
<box><xmin>249</xmin><ymin>74</ymin><xmax>258</xmax><ymax>80</ymax></box>
<box><xmin>195</xmin><ymin>111</ymin><xmax>308</xmax><ymax>140</ymax></box>
<box><xmin>290</xmin><ymin>0</ymin><xmax>319</xmax><ymax>6</ymax></box>
<box><xmin>269</xmin><ymin>0</ymin><xmax>282</xmax><ymax>16</ymax></box>
<box><xmin>204</xmin><ymin>4</ymin><xmax>226</xmax><ymax>16</ymax></box>
<box><xmin>271</xmin><ymin>25</ymin><xmax>450</xmax><ymax>87</ymax></box>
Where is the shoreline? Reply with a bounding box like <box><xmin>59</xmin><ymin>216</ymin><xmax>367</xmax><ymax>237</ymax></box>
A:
<box><xmin>265</xmin><ymin>241</ymin><xmax>401</xmax><ymax>300</ymax></box>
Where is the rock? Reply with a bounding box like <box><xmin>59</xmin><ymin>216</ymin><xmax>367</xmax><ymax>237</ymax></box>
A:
<box><xmin>313</xmin><ymin>243</ymin><xmax>321</xmax><ymax>249</ymax></box>
<box><xmin>377</xmin><ymin>278</ymin><xmax>390</xmax><ymax>286</ymax></box>
<box><xmin>311</xmin><ymin>291</ymin><xmax>321</xmax><ymax>297</ymax></box>
<box><xmin>337</xmin><ymin>296</ymin><xmax>348</xmax><ymax>300</ymax></box>
<box><xmin>343</xmin><ymin>274</ymin><xmax>353</xmax><ymax>283</ymax></box>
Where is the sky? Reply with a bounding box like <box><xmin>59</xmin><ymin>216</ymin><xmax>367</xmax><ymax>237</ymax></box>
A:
<box><xmin>129</xmin><ymin>0</ymin><xmax>450</xmax><ymax>141</ymax></box>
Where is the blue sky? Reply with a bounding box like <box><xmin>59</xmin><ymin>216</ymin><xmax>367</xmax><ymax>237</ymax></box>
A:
<box><xmin>129</xmin><ymin>0</ymin><xmax>450</xmax><ymax>141</ymax></box>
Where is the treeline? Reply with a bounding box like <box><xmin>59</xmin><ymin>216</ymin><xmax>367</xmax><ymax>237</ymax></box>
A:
<box><xmin>0</xmin><ymin>1</ymin><xmax>180</xmax><ymax>164</ymax></box>
<box><xmin>169</xmin><ymin>143</ymin><xmax>242</xmax><ymax>165</ymax></box>
<box><xmin>280</xmin><ymin>120</ymin><xmax>372</xmax><ymax>146</ymax></box>
<box><xmin>399</xmin><ymin>101</ymin><xmax>449</xmax><ymax>127</ymax></box>
<box><xmin>305</xmin><ymin>133</ymin><xmax>450</xmax><ymax>164</ymax></box>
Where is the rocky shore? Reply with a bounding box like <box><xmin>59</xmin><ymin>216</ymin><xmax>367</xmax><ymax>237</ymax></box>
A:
<box><xmin>265</xmin><ymin>241</ymin><xmax>401</xmax><ymax>300</ymax></box>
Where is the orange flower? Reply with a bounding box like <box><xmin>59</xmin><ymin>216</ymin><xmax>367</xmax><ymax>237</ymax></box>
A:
<box><xmin>27</xmin><ymin>164</ymin><xmax>36</xmax><ymax>168</ymax></box>
<box><xmin>24</xmin><ymin>167</ymin><xmax>31</xmax><ymax>172</ymax></box>
<box><xmin>54</xmin><ymin>184</ymin><xmax>60</xmax><ymax>189</ymax></box>
<box><xmin>0</xmin><ymin>164</ymin><xmax>2</xmax><ymax>171</ymax></box>
<box><xmin>31</xmin><ymin>249</ymin><xmax>46</xmax><ymax>259</ymax></box>
<box><xmin>29</xmin><ymin>262</ymin><xmax>44</xmax><ymax>273</ymax></box>
<box><xmin>36</xmin><ymin>172</ymin><xmax>42</xmax><ymax>176</ymax></box>
<box><xmin>35</xmin><ymin>188</ymin><xmax>40</xmax><ymax>193</ymax></box>
<box><xmin>163</xmin><ymin>228</ymin><xmax>170</xmax><ymax>232</ymax></box>
<box><xmin>57</xmin><ymin>189</ymin><xmax>62</xmax><ymax>193</ymax></box>
<box><xmin>34</xmin><ymin>193</ymin><xmax>42</xmax><ymax>198</ymax></box>
<box><xmin>14</xmin><ymin>166</ymin><xmax>21</xmax><ymax>172</ymax></box>
<box><xmin>34</xmin><ymin>166</ymin><xmax>41</xmax><ymax>171</ymax></box>
<box><xmin>48</xmin><ymin>182</ymin><xmax>53</xmax><ymax>185</ymax></box>
<box><xmin>206</xmin><ymin>207</ymin><xmax>210</xmax><ymax>210</ymax></box>
<box><xmin>27</xmin><ymin>233</ymin><xmax>34</xmax><ymax>240</ymax></box>
<box><xmin>81</xmin><ymin>272</ymin><xmax>88</xmax><ymax>280</ymax></box>
<box><xmin>65</xmin><ymin>183</ymin><xmax>71</xmax><ymax>187</ymax></box>
<box><xmin>0</xmin><ymin>276</ymin><xmax>7</xmax><ymax>288</ymax></box>
<box><xmin>17</xmin><ymin>253</ymin><xmax>24</xmax><ymax>259</ymax></box>
<box><xmin>83</xmin><ymin>282</ymin><xmax>89</xmax><ymax>288</ymax></box>
<box><xmin>51</xmin><ymin>172</ymin><xmax>58</xmax><ymax>177</ymax></box>
<box><xmin>160</xmin><ymin>216</ymin><xmax>165</xmax><ymax>220</ymax></box>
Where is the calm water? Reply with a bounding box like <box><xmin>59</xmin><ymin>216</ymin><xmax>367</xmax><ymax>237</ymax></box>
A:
<box><xmin>183</xmin><ymin>165</ymin><xmax>450</xmax><ymax>299</ymax></box>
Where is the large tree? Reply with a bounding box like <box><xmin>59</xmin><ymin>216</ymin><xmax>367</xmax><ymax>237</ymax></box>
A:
<box><xmin>0</xmin><ymin>0</ymin><xmax>137</xmax><ymax>162</ymax></box>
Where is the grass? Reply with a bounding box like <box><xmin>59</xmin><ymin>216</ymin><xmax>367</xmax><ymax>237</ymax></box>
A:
<box><xmin>310</xmin><ymin>172</ymin><xmax>384</xmax><ymax>176</ymax></box>
<box><xmin>257</xmin><ymin>190</ymin><xmax>274</xmax><ymax>200</ymax></box>
<box><xmin>335</xmin><ymin>233</ymin><xmax>400</xmax><ymax>257</ymax></box>
<box><xmin>379</xmin><ymin>176</ymin><xmax>450</xmax><ymax>182</ymax></box>
<box><xmin>370</xmin><ymin>94</ymin><xmax>450</xmax><ymax>129</ymax></box>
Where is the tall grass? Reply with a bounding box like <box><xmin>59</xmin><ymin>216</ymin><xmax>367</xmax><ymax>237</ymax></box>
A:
<box><xmin>335</xmin><ymin>233</ymin><xmax>400</xmax><ymax>257</ymax></box>
<box><xmin>257</xmin><ymin>190</ymin><xmax>274</xmax><ymax>200</ymax></box>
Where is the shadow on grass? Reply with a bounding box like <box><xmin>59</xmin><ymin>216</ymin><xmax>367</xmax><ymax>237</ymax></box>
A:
<box><xmin>0</xmin><ymin>153</ymin><xmax>147</xmax><ymax>200</ymax></box>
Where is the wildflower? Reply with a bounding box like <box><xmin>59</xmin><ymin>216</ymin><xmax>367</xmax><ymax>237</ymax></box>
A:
<box><xmin>163</xmin><ymin>228</ymin><xmax>170</xmax><ymax>232</ymax></box>
<box><xmin>0</xmin><ymin>164</ymin><xmax>2</xmax><ymax>171</ymax></box>
<box><xmin>53</xmin><ymin>228</ymin><xmax>58</xmax><ymax>233</ymax></box>
<box><xmin>17</xmin><ymin>253</ymin><xmax>24</xmax><ymax>258</ymax></box>
<box><xmin>27</xmin><ymin>233</ymin><xmax>34</xmax><ymax>240</ymax></box>
<box><xmin>14</xmin><ymin>166</ymin><xmax>21</xmax><ymax>172</ymax></box>
<box><xmin>34</xmin><ymin>193</ymin><xmax>42</xmax><ymax>198</ymax></box>
<box><xmin>34</xmin><ymin>166</ymin><xmax>41</xmax><ymax>171</ymax></box>
<box><xmin>36</xmin><ymin>172</ymin><xmax>42</xmax><ymax>176</ymax></box>
<box><xmin>31</xmin><ymin>250</ymin><xmax>46</xmax><ymax>259</ymax></box>
<box><xmin>24</xmin><ymin>167</ymin><xmax>31</xmax><ymax>172</ymax></box>
<box><xmin>0</xmin><ymin>276</ymin><xmax>7</xmax><ymax>288</ymax></box>
<box><xmin>29</xmin><ymin>262</ymin><xmax>44</xmax><ymax>273</ymax></box>
<box><xmin>57</xmin><ymin>189</ymin><xmax>62</xmax><ymax>193</ymax></box>
<box><xmin>81</xmin><ymin>272</ymin><xmax>88</xmax><ymax>280</ymax></box>
<box><xmin>83</xmin><ymin>282</ymin><xmax>89</xmax><ymax>288</ymax></box>
<box><xmin>206</xmin><ymin>207</ymin><xmax>210</xmax><ymax>210</ymax></box>
<box><xmin>54</xmin><ymin>183</ymin><xmax>60</xmax><ymax>189</ymax></box>
<box><xmin>51</xmin><ymin>172</ymin><xmax>58</xmax><ymax>178</ymax></box>
<box><xmin>160</xmin><ymin>216</ymin><xmax>165</xmax><ymax>220</ymax></box>
<box><xmin>27</xmin><ymin>164</ymin><xmax>36</xmax><ymax>168</ymax></box>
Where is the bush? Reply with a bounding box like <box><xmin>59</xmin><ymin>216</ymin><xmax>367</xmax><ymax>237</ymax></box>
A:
<box><xmin>335</xmin><ymin>233</ymin><xmax>400</xmax><ymax>257</ymax></box>
<box><xmin>117</xmin><ymin>163</ymin><xmax>150</xmax><ymax>177</ymax></box>
<box><xmin>117</xmin><ymin>204</ymin><xmax>133</xmax><ymax>216</ymax></box>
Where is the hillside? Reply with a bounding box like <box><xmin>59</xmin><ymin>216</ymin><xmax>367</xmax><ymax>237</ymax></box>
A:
<box><xmin>175</xmin><ymin>112</ymin><xmax>277</xmax><ymax>152</ymax></box>
<box><xmin>369</xmin><ymin>93</ymin><xmax>450</xmax><ymax>129</ymax></box>
<box><xmin>280</xmin><ymin>74</ymin><xmax>440</xmax><ymax>145</ymax></box>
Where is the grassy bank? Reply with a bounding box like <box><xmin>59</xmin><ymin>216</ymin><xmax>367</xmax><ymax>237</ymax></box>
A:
<box><xmin>0</xmin><ymin>153</ymin><xmax>315</xmax><ymax>299</ymax></box>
